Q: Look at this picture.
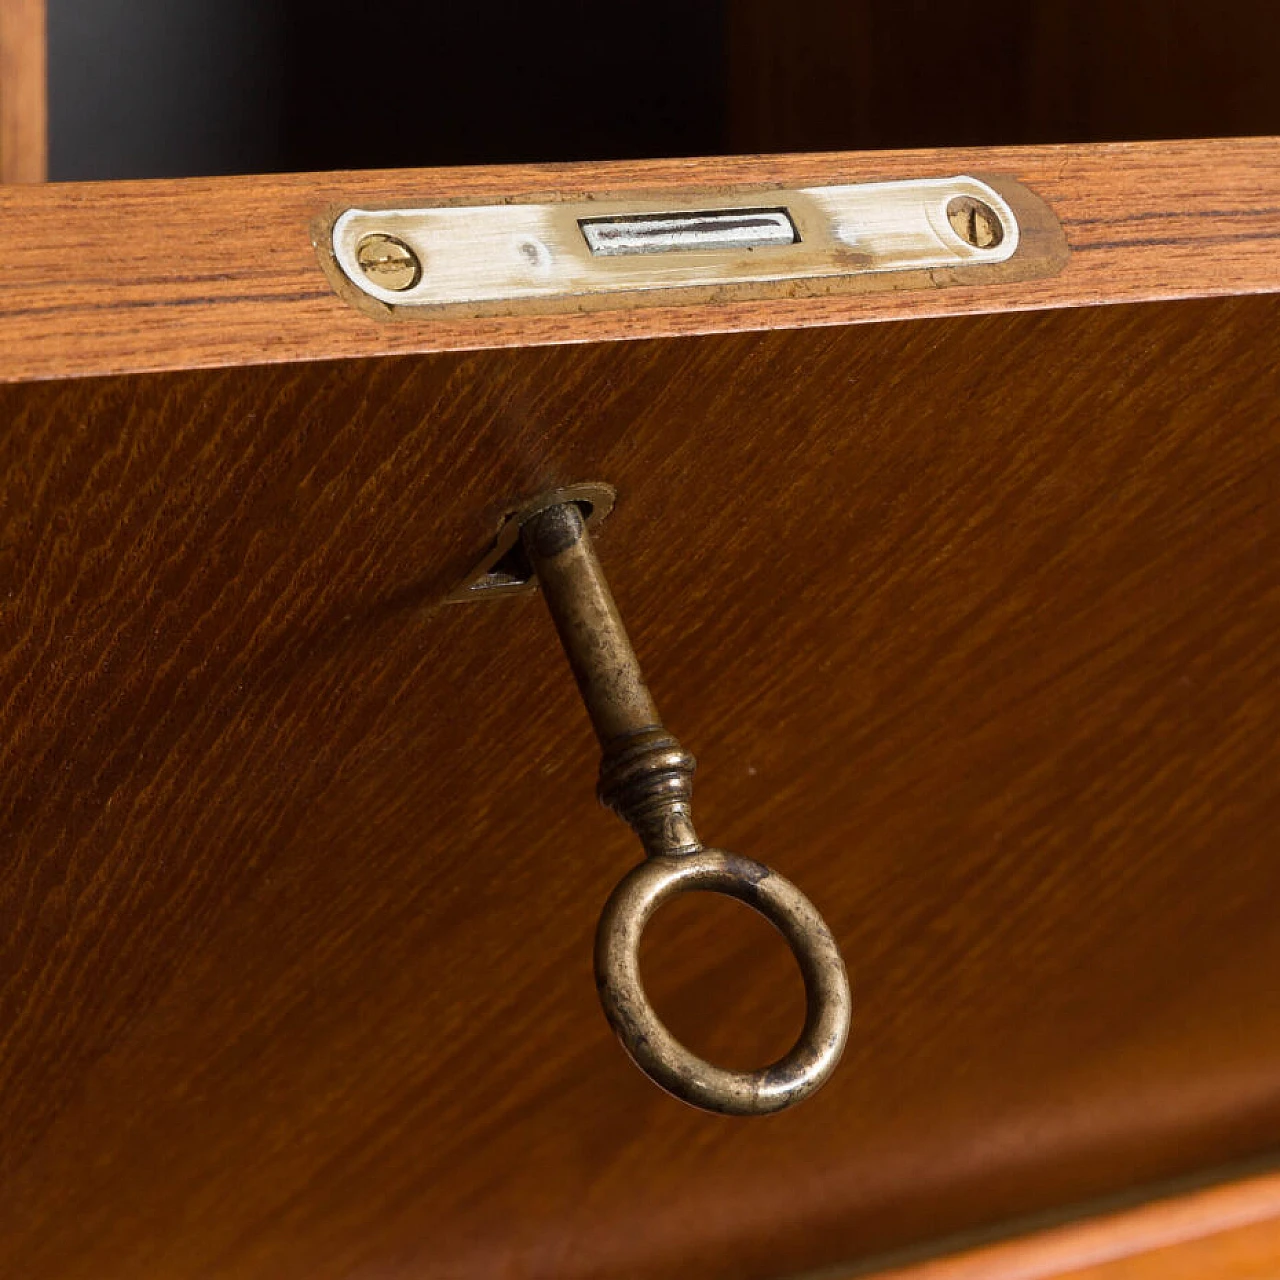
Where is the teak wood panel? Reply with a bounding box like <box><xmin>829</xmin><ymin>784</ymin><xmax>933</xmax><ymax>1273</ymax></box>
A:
<box><xmin>860</xmin><ymin>1165</ymin><xmax>1280</xmax><ymax>1279</ymax></box>
<box><xmin>0</xmin><ymin>138</ymin><xmax>1278</xmax><ymax>382</ymax></box>
<box><xmin>1</xmin><ymin>294</ymin><xmax>1279</xmax><ymax>1279</ymax></box>
<box><xmin>1061</xmin><ymin>1219</ymin><xmax>1280</xmax><ymax>1280</ymax></box>
<box><xmin>0</xmin><ymin>0</ymin><xmax>44</xmax><ymax>184</ymax></box>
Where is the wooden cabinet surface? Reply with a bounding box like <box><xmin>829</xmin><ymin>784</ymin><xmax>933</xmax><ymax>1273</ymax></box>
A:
<box><xmin>1</xmin><ymin>139</ymin><xmax>1278</xmax><ymax>1279</ymax></box>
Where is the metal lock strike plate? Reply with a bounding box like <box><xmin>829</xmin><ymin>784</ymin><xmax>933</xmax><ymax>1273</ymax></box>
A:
<box><xmin>324</xmin><ymin>175</ymin><xmax>1065</xmax><ymax>317</ymax></box>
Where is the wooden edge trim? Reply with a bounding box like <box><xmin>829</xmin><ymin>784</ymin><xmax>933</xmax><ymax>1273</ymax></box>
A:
<box><xmin>0</xmin><ymin>137</ymin><xmax>1276</xmax><ymax>382</ymax></box>
<box><xmin>843</xmin><ymin>1166</ymin><xmax>1280</xmax><ymax>1280</ymax></box>
<box><xmin>0</xmin><ymin>0</ymin><xmax>46</xmax><ymax>184</ymax></box>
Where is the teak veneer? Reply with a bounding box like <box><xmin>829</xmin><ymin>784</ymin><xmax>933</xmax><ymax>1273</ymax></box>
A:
<box><xmin>1</xmin><ymin>140</ymin><xmax>1278</xmax><ymax>1279</ymax></box>
<box><xmin>0</xmin><ymin>138</ymin><xmax>1276</xmax><ymax>381</ymax></box>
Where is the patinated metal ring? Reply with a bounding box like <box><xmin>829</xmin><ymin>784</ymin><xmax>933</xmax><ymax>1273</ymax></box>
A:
<box><xmin>595</xmin><ymin>849</ymin><xmax>852</xmax><ymax>1116</ymax></box>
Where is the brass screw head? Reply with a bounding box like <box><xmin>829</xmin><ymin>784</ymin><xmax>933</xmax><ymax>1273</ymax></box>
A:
<box><xmin>355</xmin><ymin>233</ymin><xmax>422</xmax><ymax>291</ymax></box>
<box><xmin>946</xmin><ymin>196</ymin><xmax>1004</xmax><ymax>250</ymax></box>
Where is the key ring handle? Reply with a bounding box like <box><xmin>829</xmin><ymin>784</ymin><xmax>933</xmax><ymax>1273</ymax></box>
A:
<box><xmin>597</xmin><ymin>849</ymin><xmax>851</xmax><ymax>1115</ymax></box>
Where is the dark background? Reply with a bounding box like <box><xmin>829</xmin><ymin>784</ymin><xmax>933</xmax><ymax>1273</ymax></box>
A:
<box><xmin>48</xmin><ymin>0</ymin><xmax>1280</xmax><ymax>180</ymax></box>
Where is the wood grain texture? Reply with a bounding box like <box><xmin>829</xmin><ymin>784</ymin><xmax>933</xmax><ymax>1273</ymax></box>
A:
<box><xmin>1</xmin><ymin>294</ymin><xmax>1279</xmax><ymax>1278</ymax></box>
<box><xmin>0</xmin><ymin>0</ymin><xmax>44</xmax><ymax>183</ymax></box>
<box><xmin>858</xmin><ymin>1166</ymin><xmax>1280</xmax><ymax>1280</ymax></box>
<box><xmin>727</xmin><ymin>0</ymin><xmax>1280</xmax><ymax>153</ymax></box>
<box><xmin>1059</xmin><ymin>1218</ymin><xmax>1280</xmax><ymax>1280</ymax></box>
<box><xmin>1060</xmin><ymin>1218</ymin><xmax>1280</xmax><ymax>1280</ymax></box>
<box><xmin>0</xmin><ymin>138</ymin><xmax>1278</xmax><ymax>382</ymax></box>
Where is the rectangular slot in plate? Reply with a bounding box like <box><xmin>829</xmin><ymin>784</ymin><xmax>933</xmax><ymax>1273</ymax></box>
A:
<box><xmin>578</xmin><ymin>207</ymin><xmax>798</xmax><ymax>256</ymax></box>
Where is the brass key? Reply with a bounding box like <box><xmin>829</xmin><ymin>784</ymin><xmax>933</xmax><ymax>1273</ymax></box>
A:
<box><xmin>521</xmin><ymin>499</ymin><xmax>851</xmax><ymax>1115</ymax></box>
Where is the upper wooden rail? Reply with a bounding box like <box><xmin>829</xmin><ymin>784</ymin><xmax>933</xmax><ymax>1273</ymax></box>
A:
<box><xmin>0</xmin><ymin>137</ymin><xmax>1276</xmax><ymax>383</ymax></box>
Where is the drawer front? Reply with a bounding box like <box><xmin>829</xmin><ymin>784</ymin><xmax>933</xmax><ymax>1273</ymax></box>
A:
<box><xmin>1</xmin><ymin>295</ymin><xmax>1279</xmax><ymax>1278</ymax></box>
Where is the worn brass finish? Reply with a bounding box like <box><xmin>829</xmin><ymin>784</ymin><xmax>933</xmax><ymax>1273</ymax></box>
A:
<box><xmin>946</xmin><ymin>195</ymin><xmax>1004</xmax><ymax>249</ymax></box>
<box><xmin>354</xmin><ymin>233</ymin><xmax>422</xmax><ymax>292</ymax></box>
<box><xmin>446</xmin><ymin>482</ymin><xmax>617</xmax><ymax>602</ymax></box>
<box><xmin>520</xmin><ymin>500</ymin><xmax>852</xmax><ymax>1116</ymax></box>
<box><xmin>597</xmin><ymin>851</ymin><xmax>851</xmax><ymax>1115</ymax></box>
